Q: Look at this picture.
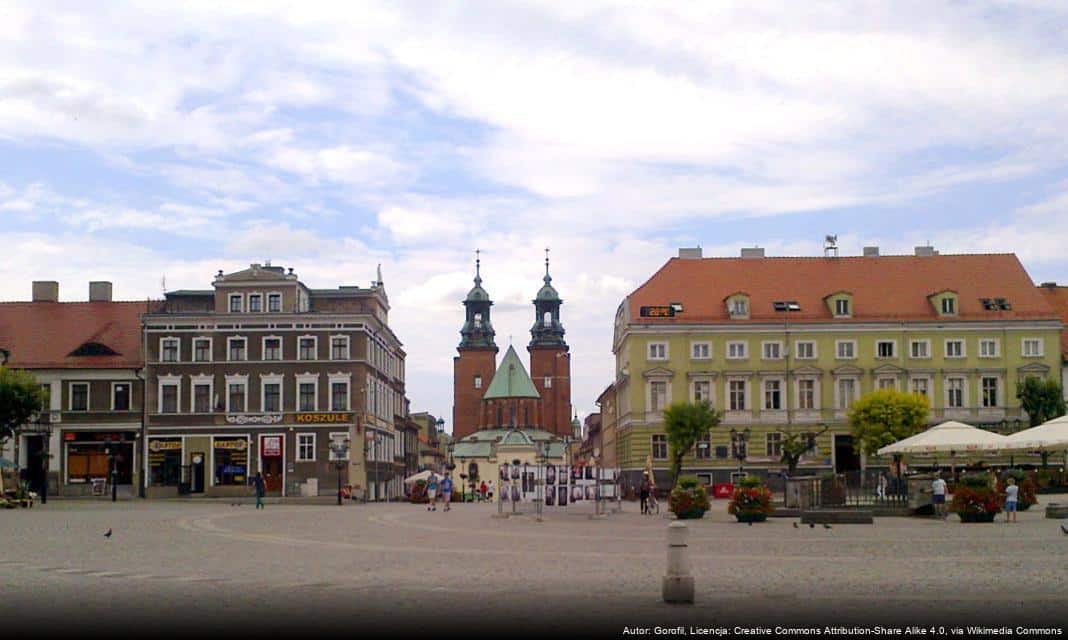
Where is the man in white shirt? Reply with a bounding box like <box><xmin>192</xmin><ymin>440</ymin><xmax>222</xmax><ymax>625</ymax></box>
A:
<box><xmin>931</xmin><ymin>475</ymin><xmax>948</xmax><ymax>520</ymax></box>
<box><xmin>1004</xmin><ymin>477</ymin><xmax>1019</xmax><ymax>523</ymax></box>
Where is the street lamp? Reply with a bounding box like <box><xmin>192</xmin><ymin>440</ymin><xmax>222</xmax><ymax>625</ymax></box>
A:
<box><xmin>329</xmin><ymin>437</ymin><xmax>351</xmax><ymax>506</ymax></box>
<box><xmin>363</xmin><ymin>428</ymin><xmax>375</xmax><ymax>503</ymax></box>
<box><xmin>730</xmin><ymin>428</ymin><xmax>751</xmax><ymax>476</ymax></box>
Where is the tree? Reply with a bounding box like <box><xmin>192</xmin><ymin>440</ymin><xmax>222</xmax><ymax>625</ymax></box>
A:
<box><xmin>662</xmin><ymin>400</ymin><xmax>721</xmax><ymax>487</ymax></box>
<box><xmin>780</xmin><ymin>424</ymin><xmax>829</xmax><ymax>475</ymax></box>
<box><xmin>847</xmin><ymin>389</ymin><xmax>930</xmax><ymax>471</ymax></box>
<box><xmin>1016</xmin><ymin>377</ymin><xmax>1067</xmax><ymax>467</ymax></box>
<box><xmin>0</xmin><ymin>366</ymin><xmax>46</xmax><ymax>448</ymax></box>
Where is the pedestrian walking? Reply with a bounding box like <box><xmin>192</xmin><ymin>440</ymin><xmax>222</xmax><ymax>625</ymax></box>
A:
<box><xmin>931</xmin><ymin>474</ymin><xmax>948</xmax><ymax>520</ymax></box>
<box><xmin>876</xmin><ymin>472</ymin><xmax>888</xmax><ymax>500</ymax></box>
<box><xmin>426</xmin><ymin>472</ymin><xmax>439</xmax><ymax>511</ymax></box>
<box><xmin>441</xmin><ymin>475</ymin><xmax>453</xmax><ymax>511</ymax></box>
<box><xmin>479</xmin><ymin>480</ymin><xmax>488</xmax><ymax>502</ymax></box>
<box><xmin>1004</xmin><ymin>476</ymin><xmax>1019</xmax><ymax>523</ymax></box>
<box><xmin>639</xmin><ymin>473</ymin><xmax>651</xmax><ymax>515</ymax></box>
<box><xmin>487</xmin><ymin>479</ymin><xmax>494</xmax><ymax>500</ymax></box>
<box><xmin>252</xmin><ymin>472</ymin><xmax>266</xmax><ymax>510</ymax></box>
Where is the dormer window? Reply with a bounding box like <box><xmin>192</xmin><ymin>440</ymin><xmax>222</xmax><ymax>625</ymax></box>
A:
<box><xmin>835</xmin><ymin>299</ymin><xmax>850</xmax><ymax>316</ymax></box>
<box><xmin>941</xmin><ymin>297</ymin><xmax>956</xmax><ymax>315</ymax></box>
<box><xmin>726</xmin><ymin>294</ymin><xmax>750</xmax><ymax>319</ymax></box>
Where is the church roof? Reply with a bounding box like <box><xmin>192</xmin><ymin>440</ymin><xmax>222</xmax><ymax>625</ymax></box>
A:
<box><xmin>451</xmin><ymin>428</ymin><xmax>566</xmax><ymax>458</ymax></box>
<box><xmin>482</xmin><ymin>345</ymin><xmax>540</xmax><ymax>399</ymax></box>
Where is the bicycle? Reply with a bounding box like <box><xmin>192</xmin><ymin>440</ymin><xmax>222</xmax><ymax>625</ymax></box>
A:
<box><xmin>646</xmin><ymin>489</ymin><xmax>660</xmax><ymax>515</ymax></box>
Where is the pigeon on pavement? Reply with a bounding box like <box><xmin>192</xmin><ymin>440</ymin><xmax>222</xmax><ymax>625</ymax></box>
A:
<box><xmin>104</xmin><ymin>528</ymin><xmax>112</xmax><ymax>538</ymax></box>
<box><xmin>747</xmin><ymin>521</ymin><xmax>753</xmax><ymax>526</ymax></box>
<box><xmin>792</xmin><ymin>522</ymin><xmax>799</xmax><ymax>529</ymax></box>
<box><xmin>823</xmin><ymin>524</ymin><xmax>832</xmax><ymax>530</ymax></box>
<box><xmin>808</xmin><ymin>523</ymin><xmax>815</xmax><ymax>529</ymax></box>
<box><xmin>1060</xmin><ymin>523</ymin><xmax>1068</xmax><ymax>535</ymax></box>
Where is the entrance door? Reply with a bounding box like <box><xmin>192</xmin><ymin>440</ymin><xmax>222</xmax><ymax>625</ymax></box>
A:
<box><xmin>260</xmin><ymin>435</ymin><xmax>284</xmax><ymax>494</ymax></box>
<box><xmin>25</xmin><ymin>436</ymin><xmax>47</xmax><ymax>494</ymax></box>
<box><xmin>190</xmin><ymin>453</ymin><xmax>205</xmax><ymax>493</ymax></box>
<box><xmin>834</xmin><ymin>435</ymin><xmax>861</xmax><ymax>474</ymax></box>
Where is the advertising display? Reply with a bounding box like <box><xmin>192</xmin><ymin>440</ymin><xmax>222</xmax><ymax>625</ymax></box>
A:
<box><xmin>497</xmin><ymin>464</ymin><xmax>619</xmax><ymax>507</ymax></box>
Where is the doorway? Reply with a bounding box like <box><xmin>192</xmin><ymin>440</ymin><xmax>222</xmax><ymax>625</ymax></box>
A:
<box><xmin>25</xmin><ymin>436</ymin><xmax>47</xmax><ymax>494</ymax></box>
<box><xmin>834</xmin><ymin>435</ymin><xmax>861</xmax><ymax>474</ymax></box>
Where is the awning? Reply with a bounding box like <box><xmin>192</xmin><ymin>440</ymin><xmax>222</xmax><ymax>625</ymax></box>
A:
<box><xmin>997</xmin><ymin>415</ymin><xmax>1068</xmax><ymax>452</ymax></box>
<box><xmin>877</xmin><ymin>421</ymin><xmax>1007</xmax><ymax>456</ymax></box>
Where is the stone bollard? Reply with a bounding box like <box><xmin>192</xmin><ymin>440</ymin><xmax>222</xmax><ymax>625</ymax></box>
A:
<box><xmin>662</xmin><ymin>521</ymin><xmax>694</xmax><ymax>604</ymax></box>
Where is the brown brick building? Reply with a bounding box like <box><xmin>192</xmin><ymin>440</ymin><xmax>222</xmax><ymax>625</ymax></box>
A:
<box><xmin>143</xmin><ymin>263</ymin><xmax>407</xmax><ymax>499</ymax></box>
<box><xmin>452</xmin><ymin>254</ymin><xmax>573</xmax><ymax>440</ymax></box>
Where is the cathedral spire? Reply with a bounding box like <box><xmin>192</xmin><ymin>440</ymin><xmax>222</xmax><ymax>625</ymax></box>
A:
<box><xmin>529</xmin><ymin>247</ymin><xmax>566</xmax><ymax>348</ymax></box>
<box><xmin>460</xmin><ymin>249</ymin><xmax>497</xmax><ymax>350</ymax></box>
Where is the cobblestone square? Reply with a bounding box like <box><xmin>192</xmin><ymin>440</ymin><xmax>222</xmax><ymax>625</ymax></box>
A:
<box><xmin>2</xmin><ymin>499</ymin><xmax>1066</xmax><ymax>636</ymax></box>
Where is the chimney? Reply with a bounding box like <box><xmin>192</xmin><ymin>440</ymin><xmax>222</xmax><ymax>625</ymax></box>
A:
<box><xmin>863</xmin><ymin>246</ymin><xmax>880</xmax><ymax>257</ymax></box>
<box><xmin>32</xmin><ymin>281</ymin><xmax>59</xmax><ymax>302</ymax></box>
<box><xmin>89</xmin><ymin>281</ymin><xmax>113</xmax><ymax>302</ymax></box>
<box><xmin>1040</xmin><ymin>281</ymin><xmax>1058</xmax><ymax>288</ymax></box>
<box><xmin>914</xmin><ymin>245</ymin><xmax>938</xmax><ymax>257</ymax></box>
<box><xmin>740</xmin><ymin>247</ymin><xmax>765</xmax><ymax>259</ymax></box>
<box><xmin>678</xmin><ymin>247</ymin><xmax>703</xmax><ymax>259</ymax></box>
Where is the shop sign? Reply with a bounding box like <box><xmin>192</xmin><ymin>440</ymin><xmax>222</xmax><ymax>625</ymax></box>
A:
<box><xmin>639</xmin><ymin>305</ymin><xmax>675</xmax><ymax>318</ymax></box>
<box><xmin>225</xmin><ymin>414</ymin><xmax>282</xmax><ymax>425</ymax></box>
<box><xmin>295</xmin><ymin>412</ymin><xmax>352</xmax><ymax>424</ymax></box>
<box><xmin>214</xmin><ymin>439</ymin><xmax>248</xmax><ymax>451</ymax></box>
<box><xmin>149</xmin><ymin>439</ymin><xmax>182</xmax><ymax>452</ymax></box>
<box><xmin>261</xmin><ymin>436</ymin><xmax>282</xmax><ymax>457</ymax></box>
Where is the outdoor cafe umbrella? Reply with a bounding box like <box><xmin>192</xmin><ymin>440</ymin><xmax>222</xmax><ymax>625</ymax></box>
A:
<box><xmin>997</xmin><ymin>415</ymin><xmax>1068</xmax><ymax>453</ymax></box>
<box><xmin>877</xmin><ymin>421</ymin><xmax>1008</xmax><ymax>456</ymax></box>
<box><xmin>403</xmin><ymin>470</ymin><xmax>435</xmax><ymax>485</ymax></box>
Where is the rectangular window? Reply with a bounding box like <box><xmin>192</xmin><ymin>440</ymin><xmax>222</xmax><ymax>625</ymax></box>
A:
<box><xmin>70</xmin><ymin>382</ymin><xmax>89</xmax><ymax>411</ymax></box>
<box><xmin>228</xmin><ymin>338</ymin><xmax>247</xmax><ymax>361</ymax></box>
<box><xmin>268</xmin><ymin>293</ymin><xmax>281</xmax><ymax>313</ymax></box>
<box><xmin>691</xmin><ymin>342</ymin><xmax>711</xmax><ymax>359</ymax></box>
<box><xmin>161</xmin><ymin>384</ymin><xmax>179</xmax><ymax>414</ymax></box>
<box><xmin>795</xmin><ymin>341</ymin><xmax>815</xmax><ymax>359</ymax></box>
<box><xmin>766</xmin><ymin>432</ymin><xmax>783</xmax><ymax>458</ymax></box>
<box><xmin>331</xmin><ymin>336</ymin><xmax>349</xmax><ymax>360</ymax></box>
<box><xmin>876</xmin><ymin>340</ymin><xmax>895</xmax><ymax>359</ymax></box>
<box><xmin>696</xmin><ymin>434</ymin><xmax>711</xmax><ymax>459</ymax></box>
<box><xmin>647</xmin><ymin>342</ymin><xmax>667</xmax><ymax>360</ymax></box>
<box><xmin>161</xmin><ymin>338</ymin><xmax>179</xmax><ymax>363</ymax></box>
<box><xmin>263</xmin><ymin>383</ymin><xmax>281</xmax><ymax>412</ymax></box>
<box><xmin>248</xmin><ymin>294</ymin><xmax>262</xmax><ymax>313</ymax></box>
<box><xmin>837</xmin><ymin>378</ymin><xmax>857</xmax><ymax>409</ymax></box>
<box><xmin>835</xmin><ymin>299</ymin><xmax>850</xmax><ymax>316</ymax></box>
<box><xmin>910</xmin><ymin>378</ymin><xmax>929</xmax><ymax>398</ymax></box>
<box><xmin>947</xmin><ymin>378</ymin><xmax>965</xmax><ymax>408</ymax></box>
<box><xmin>730</xmin><ymin>299</ymin><xmax>748</xmax><ymax>317</ymax></box>
<box><xmin>762</xmin><ymin>342</ymin><xmax>782</xmax><ymax>360</ymax></box>
<box><xmin>112</xmin><ymin>383</ymin><xmax>130</xmax><ymax>411</ymax></box>
<box><xmin>474</xmin><ymin>375</ymin><xmax>482</xmax><ymax>390</ymax></box>
<box><xmin>299</xmin><ymin>383</ymin><xmax>316</xmax><ymax>412</ymax></box>
<box><xmin>297</xmin><ymin>434</ymin><xmax>316</xmax><ymax>462</ymax></box>
<box><xmin>726</xmin><ymin>341</ymin><xmax>747</xmax><ymax>360</ymax></box>
<box><xmin>941</xmin><ymin>297</ymin><xmax>956</xmax><ymax>315</ymax></box>
<box><xmin>331</xmin><ymin>382</ymin><xmax>349</xmax><ymax>411</ymax></box>
<box><xmin>764</xmin><ymin>380</ymin><xmax>782</xmax><ymax>410</ymax></box>
<box><xmin>910</xmin><ymin>340</ymin><xmax>929</xmax><ymax>359</ymax></box>
<box><xmin>298</xmin><ymin>337</ymin><xmax>316</xmax><ymax>360</ymax></box>
<box><xmin>981</xmin><ymin>377</ymin><xmax>999</xmax><ymax>408</ymax></box>
<box><xmin>263</xmin><ymin>338</ymin><xmax>282</xmax><ymax>361</ymax></box>
<box><xmin>836</xmin><ymin>341</ymin><xmax>855</xmax><ymax>359</ymax></box>
<box><xmin>194</xmin><ymin>338</ymin><xmax>211</xmax><ymax>362</ymax></box>
<box><xmin>228</xmin><ymin>383</ymin><xmax>246</xmax><ymax>413</ymax></box>
<box><xmin>229</xmin><ymin>294</ymin><xmax>242</xmax><ymax>313</ymax></box>
<box><xmin>798</xmin><ymin>379</ymin><xmax>815</xmax><ymax>409</ymax></box>
<box><xmin>194</xmin><ymin>384</ymin><xmax>211</xmax><ymax>413</ymax></box>
<box><xmin>945</xmin><ymin>340</ymin><xmax>964</xmax><ymax>358</ymax></box>
<box><xmin>649</xmin><ymin>381</ymin><xmax>668</xmax><ymax>412</ymax></box>
<box><xmin>729</xmin><ymin>380</ymin><xmax>746</xmax><ymax>411</ymax></box>
<box><xmin>651</xmin><ymin>434</ymin><xmax>667</xmax><ymax>460</ymax></box>
<box><xmin>979</xmin><ymin>339</ymin><xmax>999</xmax><ymax>358</ymax></box>
<box><xmin>878</xmin><ymin>378</ymin><xmax>896</xmax><ymax>390</ymax></box>
<box><xmin>693</xmin><ymin>380</ymin><xmax>711</xmax><ymax>404</ymax></box>
<box><xmin>544</xmin><ymin>376</ymin><xmax>552</xmax><ymax>389</ymax></box>
<box><xmin>1022</xmin><ymin>338</ymin><xmax>1043</xmax><ymax>357</ymax></box>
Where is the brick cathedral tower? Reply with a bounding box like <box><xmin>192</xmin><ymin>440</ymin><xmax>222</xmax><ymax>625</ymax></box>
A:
<box><xmin>452</xmin><ymin>251</ymin><xmax>498</xmax><ymax>440</ymax></box>
<box><xmin>527</xmin><ymin>250</ymin><xmax>572</xmax><ymax>437</ymax></box>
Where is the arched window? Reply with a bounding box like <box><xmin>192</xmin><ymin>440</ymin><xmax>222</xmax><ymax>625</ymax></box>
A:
<box><xmin>542</xmin><ymin>311</ymin><xmax>551</xmax><ymax>327</ymax></box>
<box><xmin>474</xmin><ymin>312</ymin><xmax>483</xmax><ymax>328</ymax></box>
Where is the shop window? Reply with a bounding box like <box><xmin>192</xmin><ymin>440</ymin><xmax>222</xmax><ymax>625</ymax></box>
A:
<box><xmin>213</xmin><ymin>439</ymin><xmax>248</xmax><ymax>486</ymax></box>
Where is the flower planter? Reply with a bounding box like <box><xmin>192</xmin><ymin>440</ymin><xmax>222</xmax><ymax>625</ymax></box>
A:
<box><xmin>957</xmin><ymin>511</ymin><xmax>997</xmax><ymax>523</ymax></box>
<box><xmin>1017</xmin><ymin>502</ymin><xmax>1033</xmax><ymax>512</ymax></box>
<box><xmin>734</xmin><ymin>512</ymin><xmax>767</xmax><ymax>523</ymax></box>
<box><xmin>674</xmin><ymin>508</ymin><xmax>707</xmax><ymax>520</ymax></box>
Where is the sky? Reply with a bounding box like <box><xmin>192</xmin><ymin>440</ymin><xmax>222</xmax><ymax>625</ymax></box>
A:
<box><xmin>3</xmin><ymin>1</ymin><xmax>1068</xmax><ymax>432</ymax></box>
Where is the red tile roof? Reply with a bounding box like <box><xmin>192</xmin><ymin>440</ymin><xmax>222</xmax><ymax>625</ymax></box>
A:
<box><xmin>628</xmin><ymin>253</ymin><xmax>1058</xmax><ymax>324</ymax></box>
<box><xmin>1037</xmin><ymin>285</ymin><xmax>1068</xmax><ymax>358</ymax></box>
<box><xmin>0</xmin><ymin>301</ymin><xmax>152</xmax><ymax>369</ymax></box>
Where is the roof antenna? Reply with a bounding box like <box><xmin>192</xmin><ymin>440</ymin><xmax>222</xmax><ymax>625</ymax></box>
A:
<box><xmin>160</xmin><ymin>275</ymin><xmax>167</xmax><ymax>294</ymax></box>
<box><xmin>824</xmin><ymin>235</ymin><xmax>838</xmax><ymax>258</ymax></box>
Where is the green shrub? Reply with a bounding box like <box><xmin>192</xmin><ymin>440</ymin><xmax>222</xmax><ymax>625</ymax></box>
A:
<box><xmin>669</xmin><ymin>483</ymin><xmax>710</xmax><ymax>519</ymax></box>
<box><xmin>959</xmin><ymin>473</ymin><xmax>990</xmax><ymax>489</ymax></box>
<box><xmin>738</xmin><ymin>475</ymin><xmax>764</xmax><ymax>488</ymax></box>
<box><xmin>676</xmin><ymin>475</ymin><xmax>701</xmax><ymax>490</ymax></box>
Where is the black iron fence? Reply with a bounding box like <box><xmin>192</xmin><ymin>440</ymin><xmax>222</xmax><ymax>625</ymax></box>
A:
<box><xmin>793</xmin><ymin>470</ymin><xmax>909</xmax><ymax>509</ymax></box>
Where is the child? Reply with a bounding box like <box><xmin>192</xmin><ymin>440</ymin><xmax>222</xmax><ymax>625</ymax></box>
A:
<box><xmin>1004</xmin><ymin>477</ymin><xmax>1019</xmax><ymax>523</ymax></box>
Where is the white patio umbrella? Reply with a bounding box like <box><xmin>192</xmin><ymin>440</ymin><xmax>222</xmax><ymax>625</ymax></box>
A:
<box><xmin>877</xmin><ymin>421</ymin><xmax>1008</xmax><ymax>456</ymax></box>
<box><xmin>997</xmin><ymin>415</ymin><xmax>1068</xmax><ymax>452</ymax></box>
<box><xmin>403</xmin><ymin>470</ymin><xmax>435</xmax><ymax>485</ymax></box>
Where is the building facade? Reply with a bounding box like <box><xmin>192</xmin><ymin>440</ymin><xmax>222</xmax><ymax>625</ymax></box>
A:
<box><xmin>0</xmin><ymin>281</ymin><xmax>149</xmax><ymax>498</ymax></box>
<box><xmin>1036</xmin><ymin>281</ymin><xmax>1068</xmax><ymax>400</ymax></box>
<box><xmin>611</xmin><ymin>247</ymin><xmax>1063</xmax><ymax>489</ymax></box>
<box><xmin>142</xmin><ymin>263</ymin><xmax>407</xmax><ymax>500</ymax></box>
